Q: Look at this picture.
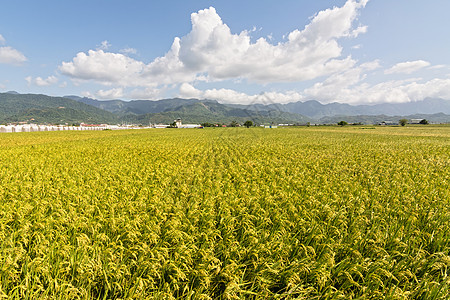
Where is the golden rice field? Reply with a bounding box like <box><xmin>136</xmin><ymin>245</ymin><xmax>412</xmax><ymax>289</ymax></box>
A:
<box><xmin>0</xmin><ymin>125</ymin><xmax>449</xmax><ymax>299</ymax></box>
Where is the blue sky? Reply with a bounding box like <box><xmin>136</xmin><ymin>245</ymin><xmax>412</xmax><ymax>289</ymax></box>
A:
<box><xmin>1</xmin><ymin>0</ymin><xmax>450</xmax><ymax>105</ymax></box>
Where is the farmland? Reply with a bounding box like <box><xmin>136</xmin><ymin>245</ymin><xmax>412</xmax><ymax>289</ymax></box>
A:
<box><xmin>0</xmin><ymin>126</ymin><xmax>449</xmax><ymax>299</ymax></box>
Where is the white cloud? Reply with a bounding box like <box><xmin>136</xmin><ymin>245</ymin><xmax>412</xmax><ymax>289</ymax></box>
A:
<box><xmin>82</xmin><ymin>88</ymin><xmax>123</xmax><ymax>99</ymax></box>
<box><xmin>128</xmin><ymin>87</ymin><xmax>163</xmax><ymax>100</ymax></box>
<box><xmin>60</xmin><ymin>0</ymin><xmax>368</xmax><ymax>86</ymax></box>
<box><xmin>178</xmin><ymin>83</ymin><xmax>304</xmax><ymax>104</ymax></box>
<box><xmin>385</xmin><ymin>60</ymin><xmax>431</xmax><ymax>75</ymax></box>
<box><xmin>402</xmin><ymin>78</ymin><xmax>450</xmax><ymax>101</ymax></box>
<box><xmin>0</xmin><ymin>34</ymin><xmax>27</xmax><ymax>64</ymax></box>
<box><xmin>36</xmin><ymin>76</ymin><xmax>58</xmax><ymax>86</ymax></box>
<box><xmin>98</xmin><ymin>40</ymin><xmax>111</xmax><ymax>50</ymax></box>
<box><xmin>25</xmin><ymin>75</ymin><xmax>58</xmax><ymax>86</ymax></box>
<box><xmin>429</xmin><ymin>64</ymin><xmax>447</xmax><ymax>70</ymax></box>
<box><xmin>357</xmin><ymin>78</ymin><xmax>450</xmax><ymax>104</ymax></box>
<box><xmin>59</xmin><ymin>50</ymin><xmax>147</xmax><ymax>86</ymax></box>
<box><xmin>349</xmin><ymin>25</ymin><xmax>367</xmax><ymax>38</ymax></box>
<box><xmin>120</xmin><ymin>47</ymin><xmax>137</xmax><ymax>55</ymax></box>
<box><xmin>179</xmin><ymin>83</ymin><xmax>203</xmax><ymax>98</ymax></box>
<box><xmin>304</xmin><ymin>71</ymin><xmax>450</xmax><ymax>104</ymax></box>
<box><xmin>185</xmin><ymin>75</ymin><xmax>450</xmax><ymax>105</ymax></box>
<box><xmin>304</xmin><ymin>60</ymin><xmax>381</xmax><ymax>102</ymax></box>
<box><xmin>301</xmin><ymin>59</ymin><xmax>450</xmax><ymax>104</ymax></box>
<box><xmin>176</xmin><ymin>1</ymin><xmax>366</xmax><ymax>82</ymax></box>
<box><xmin>82</xmin><ymin>87</ymin><xmax>163</xmax><ymax>100</ymax></box>
<box><xmin>96</xmin><ymin>88</ymin><xmax>124</xmax><ymax>99</ymax></box>
<box><xmin>0</xmin><ymin>46</ymin><xmax>27</xmax><ymax>64</ymax></box>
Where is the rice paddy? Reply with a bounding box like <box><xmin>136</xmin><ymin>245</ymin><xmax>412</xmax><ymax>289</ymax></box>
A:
<box><xmin>0</xmin><ymin>126</ymin><xmax>449</xmax><ymax>299</ymax></box>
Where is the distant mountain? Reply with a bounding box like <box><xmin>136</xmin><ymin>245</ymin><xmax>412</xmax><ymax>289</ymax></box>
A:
<box><xmin>67</xmin><ymin>95</ymin><xmax>450</xmax><ymax>124</ymax></box>
<box><xmin>121</xmin><ymin>101</ymin><xmax>311</xmax><ymax>124</ymax></box>
<box><xmin>65</xmin><ymin>96</ymin><xmax>311</xmax><ymax>124</ymax></box>
<box><xmin>67</xmin><ymin>95</ymin><xmax>450</xmax><ymax>118</ymax></box>
<box><xmin>228</xmin><ymin>98</ymin><xmax>450</xmax><ymax>119</ymax></box>
<box><xmin>65</xmin><ymin>96</ymin><xmax>200</xmax><ymax>115</ymax></box>
<box><xmin>0</xmin><ymin>93</ymin><xmax>119</xmax><ymax>124</ymax></box>
<box><xmin>366</xmin><ymin>98</ymin><xmax>450</xmax><ymax>116</ymax></box>
<box><xmin>1</xmin><ymin>92</ymin><xmax>449</xmax><ymax>125</ymax></box>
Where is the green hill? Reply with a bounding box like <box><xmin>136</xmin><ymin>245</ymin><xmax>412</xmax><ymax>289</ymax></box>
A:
<box><xmin>66</xmin><ymin>96</ymin><xmax>311</xmax><ymax>124</ymax></box>
<box><xmin>0</xmin><ymin>93</ymin><xmax>119</xmax><ymax>124</ymax></box>
<box><xmin>4</xmin><ymin>93</ymin><xmax>448</xmax><ymax>125</ymax></box>
<box><xmin>122</xmin><ymin>101</ymin><xmax>311</xmax><ymax>125</ymax></box>
<box><xmin>65</xmin><ymin>96</ymin><xmax>200</xmax><ymax>115</ymax></box>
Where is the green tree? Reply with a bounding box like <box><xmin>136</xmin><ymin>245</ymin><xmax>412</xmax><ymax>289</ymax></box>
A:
<box><xmin>419</xmin><ymin>119</ymin><xmax>429</xmax><ymax>125</ymax></box>
<box><xmin>399</xmin><ymin>119</ymin><xmax>408</xmax><ymax>126</ymax></box>
<box><xmin>243</xmin><ymin>120</ymin><xmax>253</xmax><ymax>128</ymax></box>
<box><xmin>229</xmin><ymin>120</ymin><xmax>239</xmax><ymax>127</ymax></box>
<box><xmin>337</xmin><ymin>121</ymin><xmax>348</xmax><ymax>126</ymax></box>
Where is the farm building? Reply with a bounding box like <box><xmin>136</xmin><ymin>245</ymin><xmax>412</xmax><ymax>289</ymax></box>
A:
<box><xmin>174</xmin><ymin>119</ymin><xmax>201</xmax><ymax>128</ymax></box>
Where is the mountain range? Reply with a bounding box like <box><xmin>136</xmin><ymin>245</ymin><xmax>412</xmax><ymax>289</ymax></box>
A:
<box><xmin>1</xmin><ymin>91</ymin><xmax>449</xmax><ymax>125</ymax></box>
<box><xmin>0</xmin><ymin>92</ymin><xmax>118</xmax><ymax>124</ymax></box>
<box><xmin>227</xmin><ymin>98</ymin><xmax>450</xmax><ymax>119</ymax></box>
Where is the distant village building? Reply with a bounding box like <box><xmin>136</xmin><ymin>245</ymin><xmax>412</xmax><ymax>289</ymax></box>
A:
<box><xmin>173</xmin><ymin>118</ymin><xmax>201</xmax><ymax>128</ymax></box>
<box><xmin>0</xmin><ymin>123</ymin><xmax>150</xmax><ymax>133</ymax></box>
<box><xmin>379</xmin><ymin>121</ymin><xmax>397</xmax><ymax>125</ymax></box>
<box><xmin>154</xmin><ymin>124</ymin><xmax>168</xmax><ymax>128</ymax></box>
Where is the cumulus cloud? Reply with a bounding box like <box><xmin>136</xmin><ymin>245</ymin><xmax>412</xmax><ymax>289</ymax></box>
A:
<box><xmin>305</xmin><ymin>69</ymin><xmax>450</xmax><ymax>105</ymax></box>
<box><xmin>355</xmin><ymin>78</ymin><xmax>450</xmax><ymax>104</ymax></box>
<box><xmin>179</xmin><ymin>83</ymin><xmax>304</xmax><ymax>104</ymax></box>
<box><xmin>179</xmin><ymin>83</ymin><xmax>203</xmax><ymax>98</ymax></box>
<box><xmin>385</xmin><ymin>60</ymin><xmax>431</xmax><ymax>75</ymax></box>
<box><xmin>188</xmin><ymin>57</ymin><xmax>450</xmax><ymax>105</ymax></box>
<box><xmin>304</xmin><ymin>60</ymin><xmax>380</xmax><ymax>102</ymax></box>
<box><xmin>82</xmin><ymin>87</ymin><xmax>163</xmax><ymax>100</ymax></box>
<box><xmin>0</xmin><ymin>34</ymin><xmax>27</xmax><ymax>64</ymax></box>
<box><xmin>25</xmin><ymin>75</ymin><xmax>58</xmax><ymax>86</ymax></box>
<box><xmin>57</xmin><ymin>1</ymin><xmax>450</xmax><ymax>105</ymax></box>
<box><xmin>82</xmin><ymin>88</ymin><xmax>124</xmax><ymax>99</ymax></box>
<box><xmin>176</xmin><ymin>1</ymin><xmax>367</xmax><ymax>82</ymax></box>
<box><xmin>0</xmin><ymin>46</ymin><xmax>27</xmax><ymax>64</ymax></box>
<box><xmin>60</xmin><ymin>50</ymin><xmax>147</xmax><ymax>86</ymax></box>
<box><xmin>399</xmin><ymin>78</ymin><xmax>450</xmax><ymax>101</ymax></box>
<box><xmin>95</xmin><ymin>88</ymin><xmax>124</xmax><ymax>99</ymax></box>
<box><xmin>60</xmin><ymin>0</ymin><xmax>368</xmax><ymax>86</ymax></box>
<box><xmin>180</xmin><ymin>76</ymin><xmax>450</xmax><ymax>106</ymax></box>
